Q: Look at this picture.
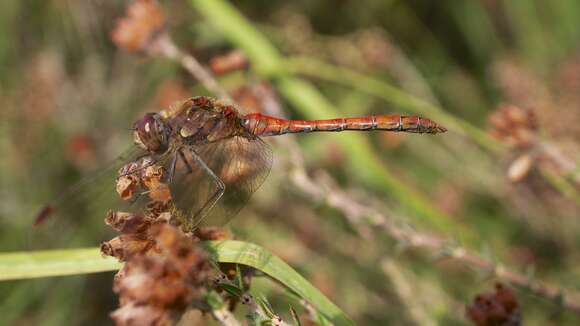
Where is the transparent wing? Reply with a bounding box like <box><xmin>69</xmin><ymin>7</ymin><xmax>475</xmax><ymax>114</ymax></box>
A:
<box><xmin>169</xmin><ymin>135</ymin><xmax>273</xmax><ymax>229</ymax></box>
<box><xmin>27</xmin><ymin>146</ymin><xmax>148</xmax><ymax>249</ymax></box>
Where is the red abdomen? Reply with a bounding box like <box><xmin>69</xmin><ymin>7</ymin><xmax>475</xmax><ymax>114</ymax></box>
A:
<box><xmin>242</xmin><ymin>113</ymin><xmax>447</xmax><ymax>136</ymax></box>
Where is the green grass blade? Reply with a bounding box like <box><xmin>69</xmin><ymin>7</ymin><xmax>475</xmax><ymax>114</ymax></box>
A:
<box><xmin>0</xmin><ymin>241</ymin><xmax>354</xmax><ymax>326</ymax></box>
<box><xmin>190</xmin><ymin>0</ymin><xmax>281</xmax><ymax>75</ymax></box>
<box><xmin>202</xmin><ymin>241</ymin><xmax>353</xmax><ymax>326</ymax></box>
<box><xmin>0</xmin><ymin>248</ymin><xmax>121</xmax><ymax>280</ymax></box>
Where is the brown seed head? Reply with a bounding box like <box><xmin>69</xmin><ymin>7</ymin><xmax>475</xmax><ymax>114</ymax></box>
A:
<box><xmin>466</xmin><ymin>283</ymin><xmax>520</xmax><ymax>326</ymax></box>
<box><xmin>488</xmin><ymin>104</ymin><xmax>538</xmax><ymax>148</ymax></box>
<box><xmin>116</xmin><ymin>175</ymin><xmax>140</xmax><ymax>201</ymax></box>
<box><xmin>209</xmin><ymin>50</ymin><xmax>249</xmax><ymax>75</ymax></box>
<box><xmin>101</xmin><ymin>234</ymin><xmax>154</xmax><ymax>261</ymax></box>
<box><xmin>111</xmin><ymin>0</ymin><xmax>166</xmax><ymax>51</ymax></box>
<box><xmin>105</xmin><ymin>211</ymin><xmax>152</xmax><ymax>234</ymax></box>
<box><xmin>110</xmin><ymin>224</ymin><xmax>213</xmax><ymax>324</ymax></box>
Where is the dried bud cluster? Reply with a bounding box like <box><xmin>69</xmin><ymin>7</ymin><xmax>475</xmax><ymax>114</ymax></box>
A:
<box><xmin>101</xmin><ymin>203</ymin><xmax>172</xmax><ymax>261</ymax></box>
<box><xmin>101</xmin><ymin>232</ymin><xmax>155</xmax><ymax>262</ymax></box>
<box><xmin>105</xmin><ymin>211</ymin><xmax>152</xmax><ymax>234</ymax></box>
<box><xmin>116</xmin><ymin>157</ymin><xmax>172</xmax><ymax>203</ymax></box>
<box><xmin>110</xmin><ymin>224</ymin><xmax>212</xmax><ymax>325</ymax></box>
<box><xmin>209</xmin><ymin>50</ymin><xmax>249</xmax><ymax>75</ymax></box>
<box><xmin>488</xmin><ymin>105</ymin><xmax>540</xmax><ymax>183</ymax></box>
<box><xmin>104</xmin><ymin>154</ymin><xmax>218</xmax><ymax>325</ymax></box>
<box><xmin>466</xmin><ymin>283</ymin><xmax>521</xmax><ymax>326</ymax></box>
<box><xmin>103</xmin><ymin>204</ymin><xmax>214</xmax><ymax>324</ymax></box>
<box><xmin>488</xmin><ymin>104</ymin><xmax>538</xmax><ymax>149</ymax></box>
<box><xmin>111</xmin><ymin>0</ymin><xmax>166</xmax><ymax>51</ymax></box>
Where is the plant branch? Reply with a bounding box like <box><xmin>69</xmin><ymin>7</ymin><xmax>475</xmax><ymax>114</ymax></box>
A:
<box><xmin>148</xmin><ymin>33</ymin><xmax>232</xmax><ymax>101</ymax></box>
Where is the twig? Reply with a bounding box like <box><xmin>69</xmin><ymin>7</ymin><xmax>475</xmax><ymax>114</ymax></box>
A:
<box><xmin>148</xmin><ymin>33</ymin><xmax>233</xmax><ymax>101</ymax></box>
<box><xmin>538</xmin><ymin>140</ymin><xmax>580</xmax><ymax>185</ymax></box>
<box><xmin>253</xmin><ymin>83</ymin><xmax>580</xmax><ymax>315</ymax></box>
<box><xmin>293</xmin><ymin>167</ymin><xmax>580</xmax><ymax>314</ymax></box>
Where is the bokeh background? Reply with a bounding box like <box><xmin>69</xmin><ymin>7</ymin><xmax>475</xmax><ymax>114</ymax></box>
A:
<box><xmin>1</xmin><ymin>0</ymin><xmax>580</xmax><ymax>325</ymax></box>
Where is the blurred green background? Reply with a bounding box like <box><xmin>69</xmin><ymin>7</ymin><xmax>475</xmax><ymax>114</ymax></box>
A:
<box><xmin>1</xmin><ymin>0</ymin><xmax>580</xmax><ymax>325</ymax></box>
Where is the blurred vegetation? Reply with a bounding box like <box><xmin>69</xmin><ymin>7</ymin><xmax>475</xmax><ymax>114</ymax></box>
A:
<box><xmin>1</xmin><ymin>0</ymin><xmax>580</xmax><ymax>325</ymax></box>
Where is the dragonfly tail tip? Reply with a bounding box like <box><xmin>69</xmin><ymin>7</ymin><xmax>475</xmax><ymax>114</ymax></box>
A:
<box><xmin>437</xmin><ymin>125</ymin><xmax>448</xmax><ymax>133</ymax></box>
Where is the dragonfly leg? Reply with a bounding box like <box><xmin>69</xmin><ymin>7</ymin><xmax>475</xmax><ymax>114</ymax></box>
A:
<box><xmin>129</xmin><ymin>192</ymin><xmax>143</xmax><ymax>205</ymax></box>
<box><xmin>178</xmin><ymin>149</ymin><xmax>194</xmax><ymax>174</ymax></box>
<box><xmin>168</xmin><ymin>151</ymin><xmax>178</xmax><ymax>183</ymax></box>
<box><xmin>181</xmin><ymin>149</ymin><xmax>225</xmax><ymax>229</ymax></box>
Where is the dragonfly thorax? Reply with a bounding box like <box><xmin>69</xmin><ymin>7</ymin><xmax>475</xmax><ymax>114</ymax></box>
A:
<box><xmin>133</xmin><ymin>113</ymin><xmax>171</xmax><ymax>154</ymax></box>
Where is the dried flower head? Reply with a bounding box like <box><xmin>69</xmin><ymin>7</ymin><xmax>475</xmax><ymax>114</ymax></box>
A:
<box><xmin>116</xmin><ymin>174</ymin><xmax>141</xmax><ymax>201</ymax></box>
<box><xmin>105</xmin><ymin>211</ymin><xmax>152</xmax><ymax>234</ymax></box>
<box><xmin>110</xmin><ymin>224</ymin><xmax>213</xmax><ymax>325</ymax></box>
<box><xmin>142</xmin><ymin>164</ymin><xmax>173</xmax><ymax>202</ymax></box>
<box><xmin>466</xmin><ymin>283</ymin><xmax>521</xmax><ymax>326</ymax></box>
<box><xmin>111</xmin><ymin>0</ymin><xmax>166</xmax><ymax>51</ymax></box>
<box><xmin>209</xmin><ymin>50</ymin><xmax>249</xmax><ymax>75</ymax></box>
<box><xmin>116</xmin><ymin>159</ymin><xmax>148</xmax><ymax>201</ymax></box>
<box><xmin>101</xmin><ymin>234</ymin><xmax>154</xmax><ymax>262</ymax></box>
<box><xmin>488</xmin><ymin>104</ymin><xmax>538</xmax><ymax>148</ymax></box>
<box><xmin>116</xmin><ymin>157</ymin><xmax>172</xmax><ymax>202</ymax></box>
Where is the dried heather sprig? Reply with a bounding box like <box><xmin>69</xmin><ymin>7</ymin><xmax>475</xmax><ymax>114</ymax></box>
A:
<box><xmin>101</xmin><ymin>234</ymin><xmax>154</xmax><ymax>262</ymax></box>
<box><xmin>111</xmin><ymin>0</ymin><xmax>166</xmax><ymax>52</ymax></box>
<box><xmin>209</xmin><ymin>50</ymin><xmax>249</xmax><ymax>75</ymax></box>
<box><xmin>466</xmin><ymin>283</ymin><xmax>521</xmax><ymax>326</ymax></box>
<box><xmin>117</xmin><ymin>157</ymin><xmax>172</xmax><ymax>203</ymax></box>
<box><xmin>106</xmin><ymin>154</ymin><xmax>218</xmax><ymax>325</ymax></box>
<box><xmin>105</xmin><ymin>211</ymin><xmax>152</xmax><ymax>234</ymax></box>
<box><xmin>488</xmin><ymin>104</ymin><xmax>538</xmax><ymax>149</ymax></box>
<box><xmin>110</xmin><ymin>224</ymin><xmax>213</xmax><ymax>325</ymax></box>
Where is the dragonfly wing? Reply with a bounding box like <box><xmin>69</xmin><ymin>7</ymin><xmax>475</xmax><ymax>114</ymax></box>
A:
<box><xmin>28</xmin><ymin>146</ymin><xmax>148</xmax><ymax>249</ymax></box>
<box><xmin>170</xmin><ymin>135</ymin><xmax>273</xmax><ymax>229</ymax></box>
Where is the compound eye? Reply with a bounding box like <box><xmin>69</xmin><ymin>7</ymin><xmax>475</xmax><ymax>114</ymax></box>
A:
<box><xmin>135</xmin><ymin>113</ymin><xmax>157</xmax><ymax>134</ymax></box>
<box><xmin>133</xmin><ymin>113</ymin><xmax>168</xmax><ymax>153</ymax></box>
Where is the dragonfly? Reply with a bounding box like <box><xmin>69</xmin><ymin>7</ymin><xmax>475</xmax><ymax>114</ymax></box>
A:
<box><xmin>34</xmin><ymin>96</ymin><xmax>446</xmax><ymax>234</ymax></box>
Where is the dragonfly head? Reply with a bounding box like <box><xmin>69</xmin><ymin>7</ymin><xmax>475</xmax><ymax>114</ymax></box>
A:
<box><xmin>133</xmin><ymin>113</ymin><xmax>170</xmax><ymax>154</ymax></box>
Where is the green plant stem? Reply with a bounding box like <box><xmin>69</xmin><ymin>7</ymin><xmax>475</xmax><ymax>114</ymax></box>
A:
<box><xmin>539</xmin><ymin>168</ymin><xmax>580</xmax><ymax>204</ymax></box>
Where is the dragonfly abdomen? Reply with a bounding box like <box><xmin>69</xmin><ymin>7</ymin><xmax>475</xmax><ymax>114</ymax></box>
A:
<box><xmin>242</xmin><ymin>113</ymin><xmax>447</xmax><ymax>136</ymax></box>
